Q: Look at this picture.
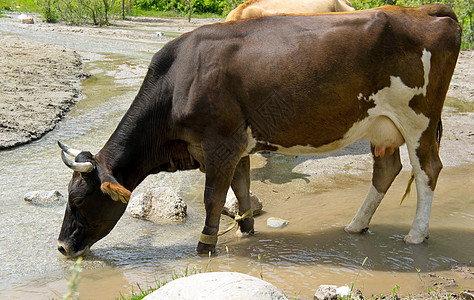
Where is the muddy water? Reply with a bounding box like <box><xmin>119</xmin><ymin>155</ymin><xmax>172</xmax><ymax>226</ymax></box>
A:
<box><xmin>0</xmin><ymin>19</ymin><xmax>473</xmax><ymax>299</ymax></box>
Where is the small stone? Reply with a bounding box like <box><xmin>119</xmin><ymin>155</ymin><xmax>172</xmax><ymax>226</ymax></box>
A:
<box><xmin>314</xmin><ymin>285</ymin><xmax>337</xmax><ymax>300</ymax></box>
<box><xmin>461</xmin><ymin>291</ymin><xmax>474</xmax><ymax>300</ymax></box>
<box><xmin>24</xmin><ymin>190</ymin><xmax>65</xmax><ymax>206</ymax></box>
<box><xmin>267</xmin><ymin>217</ymin><xmax>289</xmax><ymax>228</ymax></box>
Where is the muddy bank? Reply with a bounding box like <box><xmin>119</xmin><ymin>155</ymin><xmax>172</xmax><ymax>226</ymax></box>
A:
<box><xmin>0</xmin><ymin>34</ymin><xmax>87</xmax><ymax>149</ymax></box>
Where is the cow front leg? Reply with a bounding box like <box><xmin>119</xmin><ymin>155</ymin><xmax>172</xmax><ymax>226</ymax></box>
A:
<box><xmin>196</xmin><ymin>141</ymin><xmax>242</xmax><ymax>255</ymax></box>
<box><xmin>345</xmin><ymin>145</ymin><xmax>402</xmax><ymax>233</ymax></box>
<box><xmin>231</xmin><ymin>155</ymin><xmax>254</xmax><ymax>234</ymax></box>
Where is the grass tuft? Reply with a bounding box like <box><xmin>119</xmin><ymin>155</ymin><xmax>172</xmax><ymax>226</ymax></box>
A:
<box><xmin>63</xmin><ymin>257</ymin><xmax>83</xmax><ymax>300</ymax></box>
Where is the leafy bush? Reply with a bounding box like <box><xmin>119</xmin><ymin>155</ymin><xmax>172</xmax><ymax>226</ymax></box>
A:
<box><xmin>351</xmin><ymin>0</ymin><xmax>473</xmax><ymax>49</ymax></box>
<box><xmin>38</xmin><ymin>0</ymin><xmax>57</xmax><ymax>22</ymax></box>
<box><xmin>133</xmin><ymin>0</ymin><xmax>242</xmax><ymax>15</ymax></box>
<box><xmin>36</xmin><ymin>0</ymin><xmax>121</xmax><ymax>25</ymax></box>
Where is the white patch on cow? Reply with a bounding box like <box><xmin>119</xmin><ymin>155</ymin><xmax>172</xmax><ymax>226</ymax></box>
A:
<box><xmin>248</xmin><ymin>49</ymin><xmax>432</xmax><ymax>162</ymax></box>
<box><xmin>364</xmin><ymin>49</ymin><xmax>431</xmax><ymax>171</ymax></box>
<box><xmin>405</xmin><ymin>173</ymin><xmax>432</xmax><ymax>243</ymax></box>
<box><xmin>243</xmin><ymin>127</ymin><xmax>258</xmax><ymax>156</ymax></box>
<box><xmin>246</xmin><ymin>50</ymin><xmax>433</xmax><ymax>159</ymax></box>
<box><xmin>345</xmin><ymin>184</ymin><xmax>385</xmax><ymax>233</ymax></box>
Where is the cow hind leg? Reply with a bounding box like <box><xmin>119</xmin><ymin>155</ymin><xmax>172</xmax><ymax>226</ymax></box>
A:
<box><xmin>404</xmin><ymin>131</ymin><xmax>442</xmax><ymax>244</ymax></box>
<box><xmin>345</xmin><ymin>145</ymin><xmax>402</xmax><ymax>233</ymax></box>
<box><xmin>230</xmin><ymin>155</ymin><xmax>255</xmax><ymax>234</ymax></box>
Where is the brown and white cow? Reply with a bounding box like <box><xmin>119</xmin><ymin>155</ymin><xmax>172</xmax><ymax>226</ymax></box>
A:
<box><xmin>57</xmin><ymin>5</ymin><xmax>461</xmax><ymax>257</ymax></box>
<box><xmin>225</xmin><ymin>0</ymin><xmax>355</xmax><ymax>22</ymax></box>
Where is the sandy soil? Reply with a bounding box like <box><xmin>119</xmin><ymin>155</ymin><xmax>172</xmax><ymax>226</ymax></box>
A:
<box><xmin>0</xmin><ymin>34</ymin><xmax>87</xmax><ymax>149</ymax></box>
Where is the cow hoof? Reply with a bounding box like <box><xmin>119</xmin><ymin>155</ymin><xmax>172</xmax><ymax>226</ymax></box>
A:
<box><xmin>196</xmin><ymin>241</ymin><xmax>216</xmax><ymax>255</ymax></box>
<box><xmin>403</xmin><ymin>233</ymin><xmax>428</xmax><ymax>244</ymax></box>
<box><xmin>344</xmin><ymin>224</ymin><xmax>367</xmax><ymax>234</ymax></box>
<box><xmin>238</xmin><ymin>218</ymin><xmax>254</xmax><ymax>234</ymax></box>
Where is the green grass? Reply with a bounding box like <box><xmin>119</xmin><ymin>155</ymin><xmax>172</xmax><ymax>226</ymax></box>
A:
<box><xmin>63</xmin><ymin>257</ymin><xmax>83</xmax><ymax>300</ymax></box>
<box><xmin>1</xmin><ymin>0</ymin><xmax>39</xmax><ymax>12</ymax></box>
<box><xmin>131</xmin><ymin>8</ymin><xmax>222</xmax><ymax>19</ymax></box>
<box><xmin>116</xmin><ymin>265</ymin><xmax>203</xmax><ymax>300</ymax></box>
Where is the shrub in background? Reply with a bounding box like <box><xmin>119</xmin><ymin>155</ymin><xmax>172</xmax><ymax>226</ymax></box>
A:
<box><xmin>37</xmin><ymin>0</ymin><xmax>120</xmax><ymax>25</ymax></box>
<box><xmin>351</xmin><ymin>0</ymin><xmax>473</xmax><ymax>49</ymax></box>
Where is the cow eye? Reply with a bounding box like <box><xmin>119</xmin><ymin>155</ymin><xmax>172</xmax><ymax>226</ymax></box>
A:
<box><xmin>72</xmin><ymin>197</ymin><xmax>85</xmax><ymax>208</ymax></box>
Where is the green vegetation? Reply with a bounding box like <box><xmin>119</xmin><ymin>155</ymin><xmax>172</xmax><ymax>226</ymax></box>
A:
<box><xmin>351</xmin><ymin>0</ymin><xmax>473</xmax><ymax>49</ymax></box>
<box><xmin>63</xmin><ymin>257</ymin><xmax>83</xmax><ymax>300</ymax></box>
<box><xmin>116</xmin><ymin>265</ymin><xmax>202</xmax><ymax>300</ymax></box>
<box><xmin>1</xmin><ymin>0</ymin><xmax>38</xmax><ymax>11</ymax></box>
<box><xmin>1</xmin><ymin>0</ymin><xmax>472</xmax><ymax>48</ymax></box>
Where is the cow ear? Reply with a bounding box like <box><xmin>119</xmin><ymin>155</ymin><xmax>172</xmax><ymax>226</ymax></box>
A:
<box><xmin>101</xmin><ymin>182</ymin><xmax>131</xmax><ymax>204</ymax></box>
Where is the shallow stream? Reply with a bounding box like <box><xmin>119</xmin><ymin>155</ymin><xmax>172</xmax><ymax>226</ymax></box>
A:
<box><xmin>0</xmin><ymin>17</ymin><xmax>472</xmax><ymax>299</ymax></box>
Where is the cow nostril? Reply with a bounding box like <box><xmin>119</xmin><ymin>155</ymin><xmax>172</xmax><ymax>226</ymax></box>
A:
<box><xmin>58</xmin><ymin>245</ymin><xmax>67</xmax><ymax>256</ymax></box>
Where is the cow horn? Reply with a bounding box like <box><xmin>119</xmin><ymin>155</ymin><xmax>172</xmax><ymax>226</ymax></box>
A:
<box><xmin>58</xmin><ymin>141</ymin><xmax>82</xmax><ymax>157</ymax></box>
<box><xmin>60</xmin><ymin>151</ymin><xmax>94</xmax><ymax>173</ymax></box>
<box><xmin>58</xmin><ymin>141</ymin><xmax>94</xmax><ymax>173</ymax></box>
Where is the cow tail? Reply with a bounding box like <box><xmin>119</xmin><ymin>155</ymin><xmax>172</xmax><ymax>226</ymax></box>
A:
<box><xmin>400</xmin><ymin>120</ymin><xmax>442</xmax><ymax>205</ymax></box>
<box><xmin>436</xmin><ymin>119</ymin><xmax>443</xmax><ymax>150</ymax></box>
<box><xmin>400</xmin><ymin>172</ymin><xmax>414</xmax><ymax>206</ymax></box>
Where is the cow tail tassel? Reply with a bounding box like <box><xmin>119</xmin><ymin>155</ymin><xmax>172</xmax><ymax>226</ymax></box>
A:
<box><xmin>400</xmin><ymin>171</ymin><xmax>415</xmax><ymax>205</ymax></box>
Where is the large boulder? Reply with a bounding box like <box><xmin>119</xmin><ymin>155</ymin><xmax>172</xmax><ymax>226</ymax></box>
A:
<box><xmin>127</xmin><ymin>187</ymin><xmax>187</xmax><ymax>223</ymax></box>
<box><xmin>223</xmin><ymin>189</ymin><xmax>263</xmax><ymax>217</ymax></box>
<box><xmin>144</xmin><ymin>272</ymin><xmax>287</xmax><ymax>299</ymax></box>
<box><xmin>24</xmin><ymin>190</ymin><xmax>65</xmax><ymax>206</ymax></box>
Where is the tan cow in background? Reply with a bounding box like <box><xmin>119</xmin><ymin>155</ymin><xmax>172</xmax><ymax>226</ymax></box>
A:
<box><xmin>226</xmin><ymin>0</ymin><xmax>355</xmax><ymax>21</ymax></box>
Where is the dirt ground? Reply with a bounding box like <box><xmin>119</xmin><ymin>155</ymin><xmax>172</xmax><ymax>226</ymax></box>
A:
<box><xmin>0</xmin><ymin>13</ymin><xmax>473</xmax><ymax>298</ymax></box>
<box><xmin>0</xmin><ymin>34</ymin><xmax>87</xmax><ymax>149</ymax></box>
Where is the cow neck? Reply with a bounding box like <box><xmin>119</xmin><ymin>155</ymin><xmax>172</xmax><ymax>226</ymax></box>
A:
<box><xmin>97</xmin><ymin>82</ymin><xmax>172</xmax><ymax>192</ymax></box>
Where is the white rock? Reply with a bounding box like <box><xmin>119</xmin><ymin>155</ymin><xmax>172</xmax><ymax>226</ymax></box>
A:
<box><xmin>336</xmin><ymin>285</ymin><xmax>351</xmax><ymax>297</ymax></box>
<box><xmin>144</xmin><ymin>272</ymin><xmax>287</xmax><ymax>300</ymax></box>
<box><xmin>24</xmin><ymin>190</ymin><xmax>65</xmax><ymax>206</ymax></box>
<box><xmin>223</xmin><ymin>189</ymin><xmax>263</xmax><ymax>217</ymax></box>
<box><xmin>267</xmin><ymin>217</ymin><xmax>289</xmax><ymax>228</ymax></box>
<box><xmin>314</xmin><ymin>285</ymin><xmax>354</xmax><ymax>300</ymax></box>
<box><xmin>314</xmin><ymin>285</ymin><xmax>337</xmax><ymax>300</ymax></box>
<box><xmin>127</xmin><ymin>187</ymin><xmax>186</xmax><ymax>222</ymax></box>
<box><xmin>18</xmin><ymin>14</ymin><xmax>34</xmax><ymax>24</ymax></box>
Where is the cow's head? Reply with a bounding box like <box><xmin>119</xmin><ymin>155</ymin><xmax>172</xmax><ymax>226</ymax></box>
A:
<box><xmin>57</xmin><ymin>142</ymin><xmax>131</xmax><ymax>257</ymax></box>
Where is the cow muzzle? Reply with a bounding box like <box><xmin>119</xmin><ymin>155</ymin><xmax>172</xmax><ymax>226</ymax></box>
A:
<box><xmin>57</xmin><ymin>241</ymin><xmax>91</xmax><ymax>257</ymax></box>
